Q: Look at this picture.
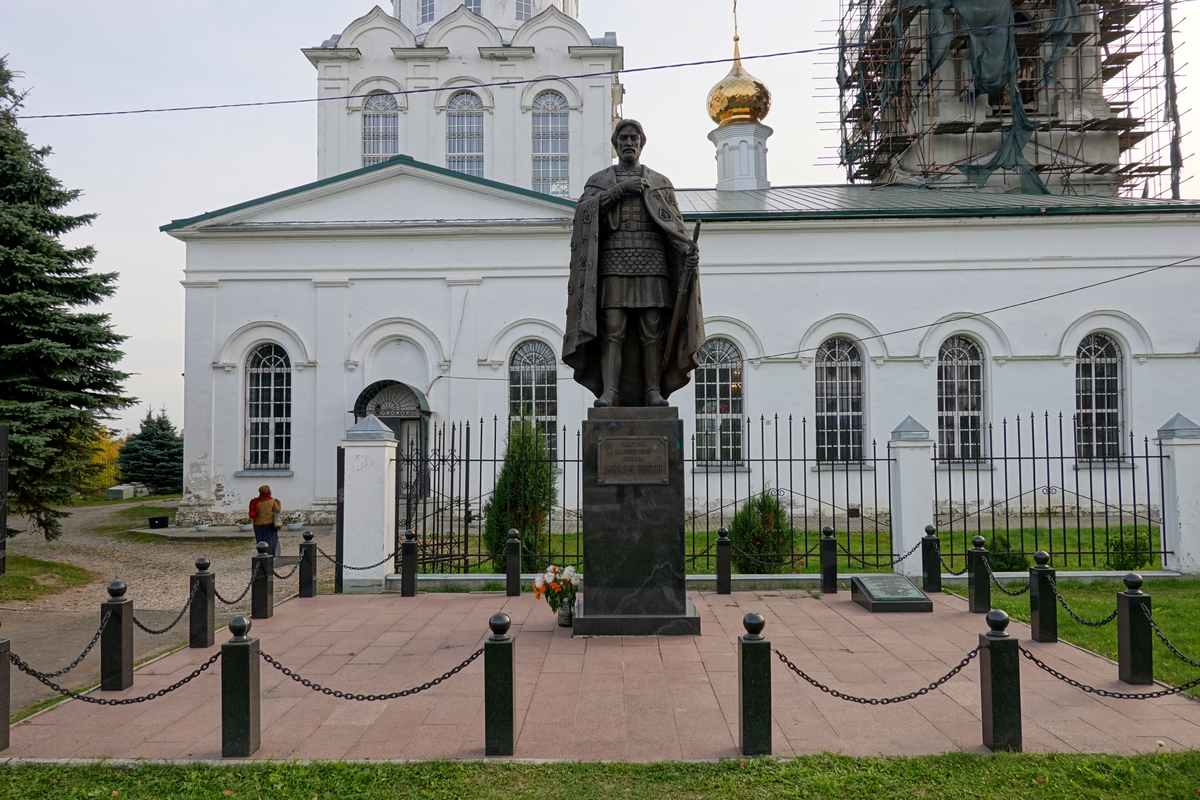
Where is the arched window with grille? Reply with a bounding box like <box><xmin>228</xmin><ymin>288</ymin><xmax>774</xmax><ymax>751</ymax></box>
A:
<box><xmin>815</xmin><ymin>337</ymin><xmax>864</xmax><ymax>462</ymax></box>
<box><xmin>465</xmin><ymin>0</ymin><xmax>481</xmax><ymax>13</ymax></box>
<box><xmin>245</xmin><ymin>343</ymin><xmax>292</xmax><ymax>470</ymax></box>
<box><xmin>362</xmin><ymin>92</ymin><xmax>400</xmax><ymax>167</ymax></box>
<box><xmin>509</xmin><ymin>340</ymin><xmax>558</xmax><ymax>461</ymax></box>
<box><xmin>937</xmin><ymin>335</ymin><xmax>985</xmax><ymax>460</ymax></box>
<box><xmin>1075</xmin><ymin>333</ymin><xmax>1124</xmax><ymax>459</ymax></box>
<box><xmin>516</xmin><ymin>0</ymin><xmax>532</xmax><ymax>20</ymax></box>
<box><xmin>532</xmin><ymin>90</ymin><xmax>570</xmax><ymax>197</ymax></box>
<box><xmin>447</xmin><ymin>91</ymin><xmax>485</xmax><ymax>177</ymax></box>
<box><xmin>695</xmin><ymin>337</ymin><xmax>744</xmax><ymax>464</ymax></box>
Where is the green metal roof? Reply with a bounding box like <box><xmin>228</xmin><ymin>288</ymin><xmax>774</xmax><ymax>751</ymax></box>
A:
<box><xmin>163</xmin><ymin>152</ymin><xmax>1200</xmax><ymax>233</ymax></box>
<box><xmin>674</xmin><ymin>184</ymin><xmax>1200</xmax><ymax>221</ymax></box>
<box><xmin>160</xmin><ymin>153</ymin><xmax>575</xmax><ymax>232</ymax></box>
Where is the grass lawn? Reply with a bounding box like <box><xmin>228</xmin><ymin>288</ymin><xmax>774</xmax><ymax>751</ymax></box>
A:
<box><xmin>3</xmin><ymin>755</ymin><xmax>1198</xmax><ymax>799</ymax></box>
<box><xmin>67</xmin><ymin>492</ymin><xmax>181</xmax><ymax>507</ymax></box>
<box><xmin>0</xmin><ymin>555</ymin><xmax>93</xmax><ymax>603</ymax></box>
<box><xmin>947</xmin><ymin>578</ymin><xmax>1200</xmax><ymax>697</ymax></box>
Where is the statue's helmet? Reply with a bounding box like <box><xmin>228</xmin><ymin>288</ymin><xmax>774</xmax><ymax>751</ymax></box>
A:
<box><xmin>611</xmin><ymin>119</ymin><xmax>647</xmax><ymax>151</ymax></box>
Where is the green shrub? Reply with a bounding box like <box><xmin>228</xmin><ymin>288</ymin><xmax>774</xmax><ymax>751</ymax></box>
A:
<box><xmin>483</xmin><ymin>418</ymin><xmax>556</xmax><ymax>572</ymax></box>
<box><xmin>1106</xmin><ymin>532</ymin><xmax>1153</xmax><ymax>571</ymax></box>
<box><xmin>986</xmin><ymin>534</ymin><xmax>1030</xmax><ymax>571</ymax></box>
<box><xmin>730</xmin><ymin>491</ymin><xmax>792</xmax><ymax>574</ymax></box>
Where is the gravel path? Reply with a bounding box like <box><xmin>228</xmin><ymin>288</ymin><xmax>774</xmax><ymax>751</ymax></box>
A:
<box><xmin>4</xmin><ymin>500</ymin><xmax>337</xmax><ymax>612</ymax></box>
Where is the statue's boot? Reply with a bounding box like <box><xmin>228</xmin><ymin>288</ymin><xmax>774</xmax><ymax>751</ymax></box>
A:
<box><xmin>594</xmin><ymin>341</ymin><xmax>621</xmax><ymax>408</ymax></box>
<box><xmin>644</xmin><ymin>342</ymin><xmax>668</xmax><ymax>407</ymax></box>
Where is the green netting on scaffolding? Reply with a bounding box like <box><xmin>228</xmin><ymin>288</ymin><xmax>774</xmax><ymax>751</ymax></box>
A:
<box><xmin>853</xmin><ymin>0</ymin><xmax>1082</xmax><ymax>194</ymax></box>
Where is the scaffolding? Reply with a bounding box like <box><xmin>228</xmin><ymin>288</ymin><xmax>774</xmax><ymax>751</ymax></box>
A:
<box><xmin>835</xmin><ymin>0</ymin><xmax>1185</xmax><ymax>197</ymax></box>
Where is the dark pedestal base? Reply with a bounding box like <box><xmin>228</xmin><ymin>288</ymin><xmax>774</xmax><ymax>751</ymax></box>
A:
<box><xmin>851</xmin><ymin>575</ymin><xmax>933</xmax><ymax>613</ymax></box>
<box><xmin>572</xmin><ymin>595</ymin><xmax>701</xmax><ymax>636</ymax></box>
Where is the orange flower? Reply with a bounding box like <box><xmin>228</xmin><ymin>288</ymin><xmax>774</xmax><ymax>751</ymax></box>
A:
<box><xmin>551</xmin><ymin>582</ymin><xmax>562</xmax><ymax>593</ymax></box>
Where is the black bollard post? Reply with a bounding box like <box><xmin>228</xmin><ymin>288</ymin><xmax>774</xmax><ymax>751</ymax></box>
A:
<box><xmin>0</xmin><ymin>635</ymin><xmax>9</xmax><ymax>752</ymax></box>
<box><xmin>101</xmin><ymin>579</ymin><xmax>133</xmax><ymax>691</ymax></box>
<box><xmin>299</xmin><ymin>532</ymin><xmax>317</xmax><ymax>598</ymax></box>
<box><xmin>967</xmin><ymin>535</ymin><xmax>991</xmax><ymax>614</ymax></box>
<box><xmin>921</xmin><ymin>525</ymin><xmax>942</xmax><ymax>593</ymax></box>
<box><xmin>221</xmin><ymin>616</ymin><xmax>261</xmax><ymax>758</ymax></box>
<box><xmin>250</xmin><ymin>542</ymin><xmax>274</xmax><ymax>620</ymax></box>
<box><xmin>485</xmin><ymin>612</ymin><xmax>515</xmax><ymax>757</ymax></box>
<box><xmin>820</xmin><ymin>527</ymin><xmax>837</xmax><ymax>595</ymax></box>
<box><xmin>401</xmin><ymin>530</ymin><xmax>418</xmax><ymax>598</ymax></box>
<box><xmin>1118</xmin><ymin>573</ymin><xmax>1153</xmax><ymax>685</ymax></box>
<box><xmin>505</xmin><ymin>529</ymin><xmax>521</xmax><ymax>597</ymax></box>
<box><xmin>190</xmin><ymin>557</ymin><xmax>216</xmax><ymax>649</ymax></box>
<box><xmin>738</xmin><ymin>613</ymin><xmax>772</xmax><ymax>756</ymax></box>
<box><xmin>1029</xmin><ymin>551</ymin><xmax>1057</xmax><ymax>644</ymax></box>
<box><xmin>717</xmin><ymin>527</ymin><xmax>732</xmax><ymax>595</ymax></box>
<box><xmin>979</xmin><ymin>610</ymin><xmax>1022</xmax><ymax>752</ymax></box>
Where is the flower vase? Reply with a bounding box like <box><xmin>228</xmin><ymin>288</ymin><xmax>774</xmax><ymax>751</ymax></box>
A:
<box><xmin>557</xmin><ymin>602</ymin><xmax>574</xmax><ymax>627</ymax></box>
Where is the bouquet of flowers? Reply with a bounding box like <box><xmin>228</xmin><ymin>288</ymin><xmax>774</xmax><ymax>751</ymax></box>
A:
<box><xmin>532</xmin><ymin>565</ymin><xmax>581</xmax><ymax>613</ymax></box>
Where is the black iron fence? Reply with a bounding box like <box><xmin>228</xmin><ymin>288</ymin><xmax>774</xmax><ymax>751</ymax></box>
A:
<box><xmin>394</xmin><ymin>415</ymin><xmax>896</xmax><ymax>575</ymax></box>
<box><xmin>934</xmin><ymin>412</ymin><xmax>1168</xmax><ymax>570</ymax></box>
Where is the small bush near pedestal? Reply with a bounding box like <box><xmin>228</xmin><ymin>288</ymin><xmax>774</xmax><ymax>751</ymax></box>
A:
<box><xmin>987</xmin><ymin>535</ymin><xmax>1031</xmax><ymax>571</ymax></box>
<box><xmin>483</xmin><ymin>418</ymin><xmax>556</xmax><ymax>572</ymax></box>
<box><xmin>1106</xmin><ymin>530</ymin><xmax>1153</xmax><ymax>571</ymax></box>
<box><xmin>730</xmin><ymin>491</ymin><xmax>792</xmax><ymax>574</ymax></box>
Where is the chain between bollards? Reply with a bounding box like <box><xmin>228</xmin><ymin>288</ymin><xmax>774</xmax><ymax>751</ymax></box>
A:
<box><xmin>317</xmin><ymin>547</ymin><xmax>399</xmax><ymax>571</ymax></box>
<box><xmin>259</xmin><ymin>648</ymin><xmax>483</xmax><ymax>701</ymax></box>
<box><xmin>982</xmin><ymin>557</ymin><xmax>1031</xmax><ymax>597</ymax></box>
<box><xmin>1019</xmin><ymin>646</ymin><xmax>1200</xmax><ymax>699</ymax></box>
<box><xmin>20</xmin><ymin>611</ymin><xmax>113</xmax><ymax>679</ymax></box>
<box><xmin>9</xmin><ymin>649</ymin><xmax>220</xmax><ymax>705</ymax></box>
<box><xmin>132</xmin><ymin>582</ymin><xmax>200</xmax><ymax>636</ymax></box>
<box><xmin>1048</xmin><ymin>575</ymin><xmax>1118</xmax><ymax>627</ymax></box>
<box><xmin>1142</xmin><ymin>603</ymin><xmax>1200</xmax><ymax>669</ymax></box>
<box><xmin>774</xmin><ymin>646</ymin><xmax>979</xmax><ymax>705</ymax></box>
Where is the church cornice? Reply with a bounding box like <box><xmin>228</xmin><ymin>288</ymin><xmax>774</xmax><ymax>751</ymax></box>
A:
<box><xmin>302</xmin><ymin>47</ymin><xmax>361</xmax><ymax>67</ymax></box>
<box><xmin>479</xmin><ymin>46</ymin><xmax>535</xmax><ymax>60</ymax></box>
<box><xmin>568</xmin><ymin>45</ymin><xmax>624</xmax><ymax>70</ymax></box>
<box><xmin>392</xmin><ymin>47</ymin><xmax>449</xmax><ymax>60</ymax></box>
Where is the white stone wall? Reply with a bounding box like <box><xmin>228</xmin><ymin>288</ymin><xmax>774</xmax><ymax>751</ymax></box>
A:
<box><xmin>308</xmin><ymin>5</ymin><xmax>621</xmax><ymax>190</ymax></box>
<box><xmin>177</xmin><ymin>210</ymin><xmax>1200</xmax><ymax>523</ymax></box>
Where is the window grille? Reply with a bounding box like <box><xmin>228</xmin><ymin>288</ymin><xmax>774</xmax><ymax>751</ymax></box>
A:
<box><xmin>421</xmin><ymin>0</ymin><xmax>436</xmax><ymax>23</ymax></box>
<box><xmin>516</xmin><ymin>0</ymin><xmax>532</xmax><ymax>20</ymax></box>
<box><xmin>362</xmin><ymin>92</ymin><xmax>400</xmax><ymax>167</ymax></box>
<box><xmin>815</xmin><ymin>337</ymin><xmax>863</xmax><ymax>462</ymax></box>
<box><xmin>695</xmin><ymin>337</ymin><xmax>744</xmax><ymax>464</ymax></box>
<box><xmin>245</xmin><ymin>344</ymin><xmax>292</xmax><ymax>470</ymax></box>
<box><xmin>532</xmin><ymin>91</ymin><xmax>570</xmax><ymax>197</ymax></box>
<box><xmin>1075</xmin><ymin>333</ymin><xmax>1124</xmax><ymax>459</ymax></box>
<box><xmin>937</xmin><ymin>335</ymin><xmax>985</xmax><ymax>460</ymax></box>
<box><xmin>509</xmin><ymin>340</ymin><xmax>558</xmax><ymax>461</ymax></box>
<box><xmin>465</xmin><ymin>0</ymin><xmax>481</xmax><ymax>13</ymax></box>
<box><xmin>447</xmin><ymin>91</ymin><xmax>485</xmax><ymax>177</ymax></box>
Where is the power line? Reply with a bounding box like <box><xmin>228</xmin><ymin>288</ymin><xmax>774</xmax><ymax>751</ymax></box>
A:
<box><xmin>426</xmin><ymin>254</ymin><xmax>1200</xmax><ymax>384</ymax></box>
<box><xmin>16</xmin><ymin>0</ymin><xmax>1195</xmax><ymax>121</ymax></box>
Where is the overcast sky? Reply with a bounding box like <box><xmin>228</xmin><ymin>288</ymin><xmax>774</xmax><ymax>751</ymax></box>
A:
<box><xmin>5</xmin><ymin>1</ymin><xmax>1196</xmax><ymax>433</ymax></box>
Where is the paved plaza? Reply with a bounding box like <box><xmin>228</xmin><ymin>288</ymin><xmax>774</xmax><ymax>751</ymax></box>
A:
<box><xmin>5</xmin><ymin>590</ymin><xmax>1200</xmax><ymax>761</ymax></box>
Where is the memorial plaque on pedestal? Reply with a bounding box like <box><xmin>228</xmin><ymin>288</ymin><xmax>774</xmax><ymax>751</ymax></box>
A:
<box><xmin>574</xmin><ymin>407</ymin><xmax>700</xmax><ymax>636</ymax></box>
<box><xmin>851</xmin><ymin>574</ymin><xmax>933</xmax><ymax>613</ymax></box>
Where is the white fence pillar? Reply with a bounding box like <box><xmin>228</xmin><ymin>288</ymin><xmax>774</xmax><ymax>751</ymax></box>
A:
<box><xmin>340</xmin><ymin>416</ymin><xmax>397</xmax><ymax>590</ymax></box>
<box><xmin>890</xmin><ymin>416</ymin><xmax>935</xmax><ymax>578</ymax></box>
<box><xmin>1159</xmin><ymin>413</ymin><xmax>1200</xmax><ymax>574</ymax></box>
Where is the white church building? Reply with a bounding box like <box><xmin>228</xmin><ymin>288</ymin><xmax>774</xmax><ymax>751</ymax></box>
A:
<box><xmin>166</xmin><ymin>2</ymin><xmax>1200</xmax><ymax>538</ymax></box>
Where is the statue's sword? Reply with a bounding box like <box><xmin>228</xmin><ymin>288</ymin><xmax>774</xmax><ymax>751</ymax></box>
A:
<box><xmin>664</xmin><ymin>221</ymin><xmax>702</xmax><ymax>365</ymax></box>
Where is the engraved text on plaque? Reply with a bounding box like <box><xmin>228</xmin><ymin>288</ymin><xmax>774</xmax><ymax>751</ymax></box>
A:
<box><xmin>597</xmin><ymin>436</ymin><xmax>670</xmax><ymax>486</ymax></box>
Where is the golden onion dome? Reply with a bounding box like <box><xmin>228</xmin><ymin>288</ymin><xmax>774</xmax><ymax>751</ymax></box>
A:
<box><xmin>706</xmin><ymin>35</ymin><xmax>771</xmax><ymax>126</ymax></box>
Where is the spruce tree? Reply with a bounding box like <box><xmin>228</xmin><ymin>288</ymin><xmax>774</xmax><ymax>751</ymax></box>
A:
<box><xmin>0</xmin><ymin>58</ymin><xmax>132</xmax><ymax>538</ymax></box>
<box><xmin>117</xmin><ymin>410</ymin><xmax>183</xmax><ymax>493</ymax></box>
<box><xmin>483</xmin><ymin>419</ymin><xmax>556</xmax><ymax>572</ymax></box>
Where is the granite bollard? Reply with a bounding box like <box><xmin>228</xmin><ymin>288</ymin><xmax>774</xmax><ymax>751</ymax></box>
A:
<box><xmin>738</xmin><ymin>613</ymin><xmax>772</xmax><ymax>756</ymax></box>
<box><xmin>484</xmin><ymin>613</ymin><xmax>515</xmax><ymax>756</ymax></box>
<box><xmin>101</xmin><ymin>580</ymin><xmax>133</xmax><ymax>691</ymax></box>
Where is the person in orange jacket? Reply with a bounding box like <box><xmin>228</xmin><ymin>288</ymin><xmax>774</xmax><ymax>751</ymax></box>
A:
<box><xmin>248</xmin><ymin>485</ymin><xmax>282</xmax><ymax>556</ymax></box>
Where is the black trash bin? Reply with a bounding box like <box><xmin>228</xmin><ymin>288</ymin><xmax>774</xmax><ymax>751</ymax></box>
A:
<box><xmin>148</xmin><ymin>516</ymin><xmax>169</xmax><ymax>530</ymax></box>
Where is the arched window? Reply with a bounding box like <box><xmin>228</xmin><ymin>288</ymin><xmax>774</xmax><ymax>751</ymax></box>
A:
<box><xmin>1075</xmin><ymin>333</ymin><xmax>1124</xmax><ymax>459</ymax></box>
<box><xmin>362</xmin><ymin>92</ymin><xmax>400</xmax><ymax>167</ymax></box>
<box><xmin>465</xmin><ymin>0</ymin><xmax>481</xmax><ymax>13</ymax></box>
<box><xmin>937</xmin><ymin>335</ymin><xmax>985</xmax><ymax>460</ymax></box>
<box><xmin>815</xmin><ymin>337</ymin><xmax>863</xmax><ymax>462</ymax></box>
<box><xmin>509</xmin><ymin>340</ymin><xmax>558</xmax><ymax>460</ymax></box>
<box><xmin>695</xmin><ymin>337</ymin><xmax>744</xmax><ymax>464</ymax></box>
<box><xmin>516</xmin><ymin>0</ymin><xmax>532</xmax><ymax>20</ymax></box>
<box><xmin>532</xmin><ymin>90</ymin><xmax>570</xmax><ymax>197</ymax></box>
<box><xmin>245</xmin><ymin>344</ymin><xmax>292</xmax><ymax>470</ymax></box>
<box><xmin>421</xmin><ymin>0</ymin><xmax>436</xmax><ymax>23</ymax></box>
<box><xmin>447</xmin><ymin>91</ymin><xmax>485</xmax><ymax>177</ymax></box>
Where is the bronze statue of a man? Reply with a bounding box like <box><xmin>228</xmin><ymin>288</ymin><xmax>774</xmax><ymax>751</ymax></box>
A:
<box><xmin>563</xmin><ymin>120</ymin><xmax>704</xmax><ymax>407</ymax></box>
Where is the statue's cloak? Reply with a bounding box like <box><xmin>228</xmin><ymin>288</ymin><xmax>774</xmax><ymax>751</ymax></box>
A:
<box><xmin>562</xmin><ymin>166</ymin><xmax>705</xmax><ymax>402</ymax></box>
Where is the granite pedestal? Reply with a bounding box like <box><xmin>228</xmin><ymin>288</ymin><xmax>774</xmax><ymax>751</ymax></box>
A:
<box><xmin>574</xmin><ymin>407</ymin><xmax>700</xmax><ymax>636</ymax></box>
